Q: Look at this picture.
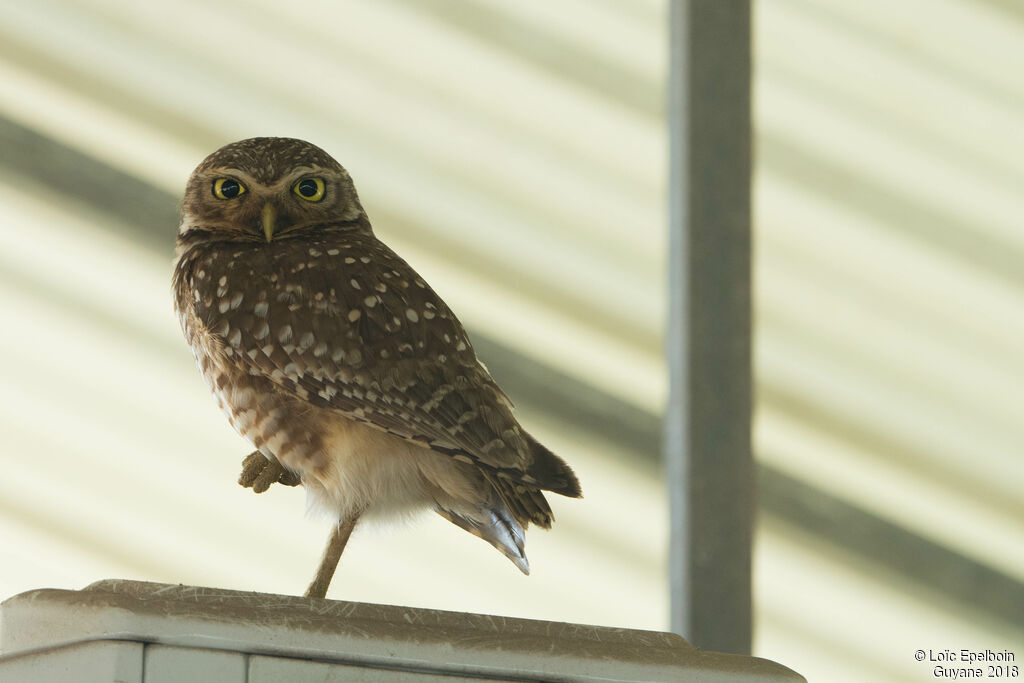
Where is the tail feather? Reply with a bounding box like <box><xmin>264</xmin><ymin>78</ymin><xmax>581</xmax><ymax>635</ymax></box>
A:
<box><xmin>433</xmin><ymin>433</ymin><xmax>579</xmax><ymax>574</ymax></box>
<box><xmin>436</xmin><ymin>506</ymin><xmax>530</xmax><ymax>574</ymax></box>
<box><xmin>484</xmin><ymin>471</ymin><xmax>552</xmax><ymax>529</ymax></box>
<box><xmin>525</xmin><ymin>433</ymin><xmax>582</xmax><ymax>498</ymax></box>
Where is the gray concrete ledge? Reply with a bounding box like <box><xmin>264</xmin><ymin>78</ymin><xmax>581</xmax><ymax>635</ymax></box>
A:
<box><xmin>0</xmin><ymin>580</ymin><xmax>803</xmax><ymax>682</ymax></box>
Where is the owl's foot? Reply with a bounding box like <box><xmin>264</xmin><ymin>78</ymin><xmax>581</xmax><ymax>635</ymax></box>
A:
<box><xmin>238</xmin><ymin>451</ymin><xmax>301</xmax><ymax>493</ymax></box>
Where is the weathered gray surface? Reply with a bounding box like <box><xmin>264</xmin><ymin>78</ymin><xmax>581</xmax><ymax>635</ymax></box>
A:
<box><xmin>0</xmin><ymin>580</ymin><xmax>804</xmax><ymax>682</ymax></box>
<box><xmin>145</xmin><ymin>644</ymin><xmax>247</xmax><ymax>682</ymax></box>
<box><xmin>249</xmin><ymin>655</ymin><xmax>500</xmax><ymax>682</ymax></box>
<box><xmin>0</xmin><ymin>640</ymin><xmax>143</xmax><ymax>683</ymax></box>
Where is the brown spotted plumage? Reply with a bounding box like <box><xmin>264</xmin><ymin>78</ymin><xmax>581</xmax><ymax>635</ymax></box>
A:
<box><xmin>172</xmin><ymin>137</ymin><xmax>581</xmax><ymax>597</ymax></box>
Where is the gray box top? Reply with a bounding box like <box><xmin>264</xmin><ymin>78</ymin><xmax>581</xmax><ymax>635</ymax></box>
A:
<box><xmin>1</xmin><ymin>580</ymin><xmax>803</xmax><ymax>682</ymax></box>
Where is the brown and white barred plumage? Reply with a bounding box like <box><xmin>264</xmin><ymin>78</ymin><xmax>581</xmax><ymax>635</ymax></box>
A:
<box><xmin>172</xmin><ymin>137</ymin><xmax>580</xmax><ymax>579</ymax></box>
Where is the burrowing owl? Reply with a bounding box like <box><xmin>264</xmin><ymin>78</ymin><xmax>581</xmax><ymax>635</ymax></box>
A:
<box><xmin>172</xmin><ymin>138</ymin><xmax>581</xmax><ymax>598</ymax></box>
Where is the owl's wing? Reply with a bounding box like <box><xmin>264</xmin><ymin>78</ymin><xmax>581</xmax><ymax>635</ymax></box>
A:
<box><xmin>186</xmin><ymin>235</ymin><xmax>557</xmax><ymax>488</ymax></box>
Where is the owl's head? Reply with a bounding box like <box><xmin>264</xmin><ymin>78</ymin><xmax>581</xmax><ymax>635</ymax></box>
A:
<box><xmin>179</xmin><ymin>137</ymin><xmax>369</xmax><ymax>245</ymax></box>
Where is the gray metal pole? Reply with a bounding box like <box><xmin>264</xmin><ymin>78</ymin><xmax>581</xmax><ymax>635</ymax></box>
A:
<box><xmin>665</xmin><ymin>0</ymin><xmax>752</xmax><ymax>654</ymax></box>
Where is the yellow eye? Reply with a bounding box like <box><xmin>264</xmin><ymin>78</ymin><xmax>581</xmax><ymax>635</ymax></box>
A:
<box><xmin>293</xmin><ymin>177</ymin><xmax>325</xmax><ymax>202</ymax></box>
<box><xmin>213</xmin><ymin>178</ymin><xmax>246</xmax><ymax>200</ymax></box>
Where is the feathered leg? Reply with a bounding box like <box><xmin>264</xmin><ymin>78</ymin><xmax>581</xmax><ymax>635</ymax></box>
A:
<box><xmin>237</xmin><ymin>451</ymin><xmax>353</xmax><ymax>599</ymax></box>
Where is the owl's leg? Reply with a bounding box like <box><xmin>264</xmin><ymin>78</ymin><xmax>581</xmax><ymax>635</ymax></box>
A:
<box><xmin>304</xmin><ymin>513</ymin><xmax>361</xmax><ymax>599</ymax></box>
<box><xmin>238</xmin><ymin>450</ymin><xmax>301</xmax><ymax>493</ymax></box>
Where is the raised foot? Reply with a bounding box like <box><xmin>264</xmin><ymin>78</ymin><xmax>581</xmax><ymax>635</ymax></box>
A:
<box><xmin>238</xmin><ymin>451</ymin><xmax>301</xmax><ymax>493</ymax></box>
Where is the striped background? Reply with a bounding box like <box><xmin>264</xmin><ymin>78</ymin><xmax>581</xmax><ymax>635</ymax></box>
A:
<box><xmin>0</xmin><ymin>1</ymin><xmax>1020</xmax><ymax>680</ymax></box>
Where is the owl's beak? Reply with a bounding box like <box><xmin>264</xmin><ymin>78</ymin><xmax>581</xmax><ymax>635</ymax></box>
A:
<box><xmin>261</xmin><ymin>203</ymin><xmax>276</xmax><ymax>242</ymax></box>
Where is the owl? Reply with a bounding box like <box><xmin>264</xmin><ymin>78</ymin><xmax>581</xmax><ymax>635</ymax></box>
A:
<box><xmin>172</xmin><ymin>137</ymin><xmax>581</xmax><ymax>598</ymax></box>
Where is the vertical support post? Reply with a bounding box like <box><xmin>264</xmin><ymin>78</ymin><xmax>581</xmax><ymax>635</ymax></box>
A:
<box><xmin>665</xmin><ymin>0</ymin><xmax>752</xmax><ymax>654</ymax></box>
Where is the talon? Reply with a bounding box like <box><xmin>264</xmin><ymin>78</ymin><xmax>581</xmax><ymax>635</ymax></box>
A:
<box><xmin>238</xmin><ymin>451</ymin><xmax>300</xmax><ymax>492</ymax></box>
<box><xmin>252</xmin><ymin>460</ymin><xmax>282</xmax><ymax>493</ymax></box>
<box><xmin>238</xmin><ymin>451</ymin><xmax>266</xmax><ymax>488</ymax></box>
